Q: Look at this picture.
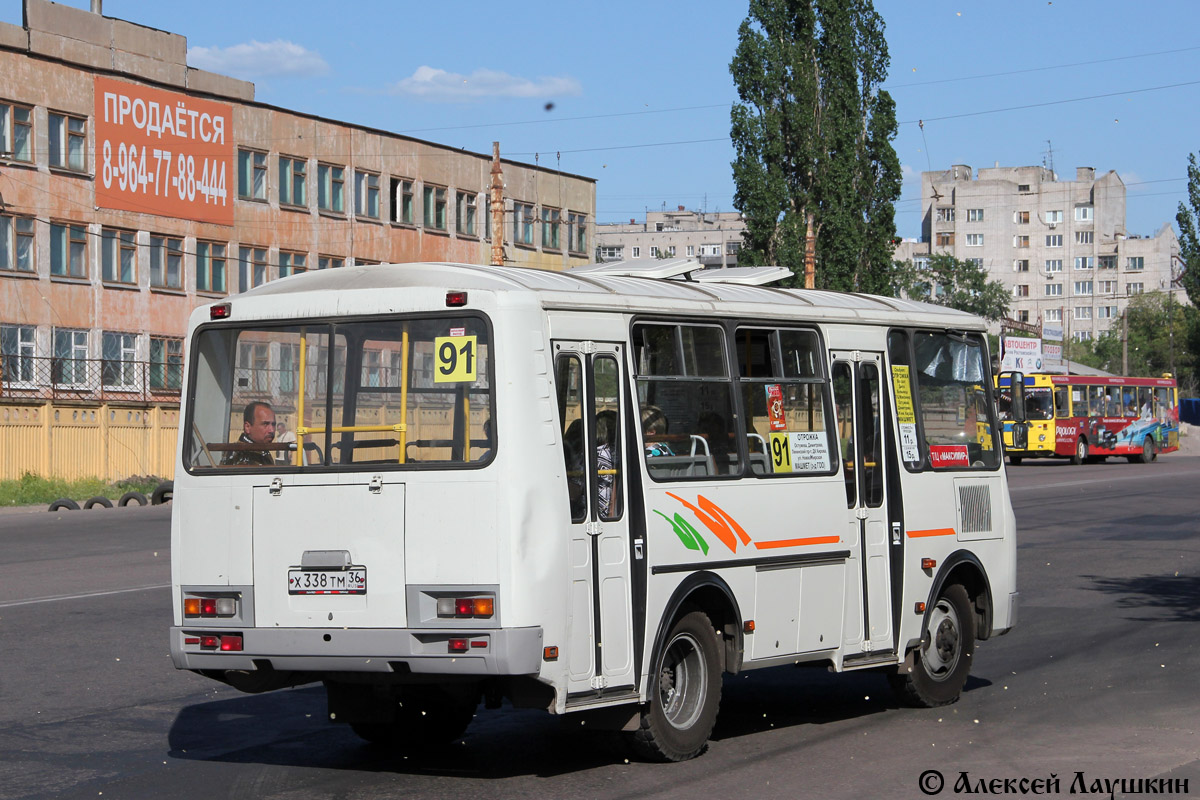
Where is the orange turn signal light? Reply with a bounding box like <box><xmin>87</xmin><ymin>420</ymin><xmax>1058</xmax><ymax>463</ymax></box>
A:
<box><xmin>915</xmin><ymin>602</ymin><xmax>927</xmax><ymax>614</ymax></box>
<box><xmin>921</xmin><ymin>558</ymin><xmax>937</xmax><ymax>570</ymax></box>
<box><xmin>184</xmin><ymin>598</ymin><xmax>201</xmax><ymax>617</ymax></box>
<box><xmin>543</xmin><ymin>646</ymin><xmax>559</xmax><ymax>661</ymax></box>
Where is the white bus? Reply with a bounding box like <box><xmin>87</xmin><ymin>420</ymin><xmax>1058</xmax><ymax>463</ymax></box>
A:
<box><xmin>171</xmin><ymin>259</ymin><xmax>1017</xmax><ymax>761</ymax></box>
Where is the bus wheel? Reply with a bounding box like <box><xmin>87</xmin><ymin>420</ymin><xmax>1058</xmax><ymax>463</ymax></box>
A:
<box><xmin>889</xmin><ymin>584</ymin><xmax>975</xmax><ymax>708</ymax></box>
<box><xmin>628</xmin><ymin>609</ymin><xmax>722</xmax><ymax>762</ymax></box>
<box><xmin>1071</xmin><ymin>438</ymin><xmax>1088</xmax><ymax>465</ymax></box>
<box><xmin>1132</xmin><ymin>437</ymin><xmax>1155</xmax><ymax>464</ymax></box>
<box><xmin>348</xmin><ymin>685</ymin><xmax>475</xmax><ymax>749</ymax></box>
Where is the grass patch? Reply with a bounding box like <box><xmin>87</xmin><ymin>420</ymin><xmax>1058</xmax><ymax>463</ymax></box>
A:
<box><xmin>0</xmin><ymin>473</ymin><xmax>165</xmax><ymax>507</ymax></box>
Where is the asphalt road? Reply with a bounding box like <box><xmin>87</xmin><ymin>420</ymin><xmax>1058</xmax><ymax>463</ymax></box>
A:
<box><xmin>1</xmin><ymin>455</ymin><xmax>1198</xmax><ymax>800</ymax></box>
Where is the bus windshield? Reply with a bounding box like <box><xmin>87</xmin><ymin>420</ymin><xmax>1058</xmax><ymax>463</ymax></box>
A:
<box><xmin>184</xmin><ymin>315</ymin><xmax>493</xmax><ymax>471</ymax></box>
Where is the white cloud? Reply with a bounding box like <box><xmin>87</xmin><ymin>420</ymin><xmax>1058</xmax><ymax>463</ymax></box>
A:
<box><xmin>187</xmin><ymin>40</ymin><xmax>329</xmax><ymax>79</ymax></box>
<box><xmin>389</xmin><ymin>65</ymin><xmax>582</xmax><ymax>102</ymax></box>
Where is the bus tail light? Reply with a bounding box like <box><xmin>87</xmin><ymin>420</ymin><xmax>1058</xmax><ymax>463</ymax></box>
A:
<box><xmin>437</xmin><ymin>596</ymin><xmax>495</xmax><ymax>619</ymax></box>
<box><xmin>210</xmin><ymin>302</ymin><xmax>232</xmax><ymax>320</ymax></box>
<box><xmin>199</xmin><ymin>635</ymin><xmax>220</xmax><ymax>649</ymax></box>
<box><xmin>448</xmin><ymin>638</ymin><xmax>469</xmax><ymax>653</ymax></box>
<box><xmin>184</xmin><ymin>595</ymin><xmax>237</xmax><ymax>618</ymax></box>
<box><xmin>446</xmin><ymin>291</ymin><xmax>468</xmax><ymax>307</ymax></box>
<box><xmin>220</xmin><ymin>635</ymin><xmax>243</xmax><ymax>652</ymax></box>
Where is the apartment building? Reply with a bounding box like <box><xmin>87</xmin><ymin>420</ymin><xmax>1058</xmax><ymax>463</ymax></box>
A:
<box><xmin>595</xmin><ymin>206</ymin><xmax>744</xmax><ymax>268</ymax></box>
<box><xmin>894</xmin><ymin>164</ymin><xmax>1180</xmax><ymax>341</ymax></box>
<box><xmin>0</xmin><ymin>0</ymin><xmax>595</xmax><ymax>404</ymax></box>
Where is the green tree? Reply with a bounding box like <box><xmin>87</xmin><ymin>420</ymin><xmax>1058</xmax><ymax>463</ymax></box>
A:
<box><xmin>1175</xmin><ymin>152</ymin><xmax>1200</xmax><ymax>305</ymax></box>
<box><xmin>1088</xmin><ymin>292</ymin><xmax>1198</xmax><ymax>385</ymax></box>
<box><xmin>893</xmin><ymin>253</ymin><xmax>1011</xmax><ymax>322</ymax></box>
<box><xmin>729</xmin><ymin>0</ymin><xmax>901</xmax><ymax>293</ymax></box>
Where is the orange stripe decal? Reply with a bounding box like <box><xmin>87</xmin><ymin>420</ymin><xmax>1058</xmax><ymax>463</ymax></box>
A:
<box><xmin>907</xmin><ymin>528</ymin><xmax>956</xmax><ymax>538</ymax></box>
<box><xmin>753</xmin><ymin>535</ymin><xmax>841</xmax><ymax>550</ymax></box>
<box><xmin>666</xmin><ymin>492</ymin><xmax>739</xmax><ymax>553</ymax></box>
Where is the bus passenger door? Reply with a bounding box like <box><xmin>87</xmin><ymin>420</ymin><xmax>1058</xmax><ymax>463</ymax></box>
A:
<box><xmin>554</xmin><ymin>342</ymin><xmax>636</xmax><ymax>699</ymax></box>
<box><xmin>832</xmin><ymin>352</ymin><xmax>893</xmax><ymax>655</ymax></box>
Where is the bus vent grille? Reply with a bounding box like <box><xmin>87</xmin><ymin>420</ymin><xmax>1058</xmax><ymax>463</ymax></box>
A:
<box><xmin>958</xmin><ymin>484</ymin><xmax>993</xmax><ymax>534</ymax></box>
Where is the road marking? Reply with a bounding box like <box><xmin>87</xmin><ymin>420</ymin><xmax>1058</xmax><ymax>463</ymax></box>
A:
<box><xmin>1009</xmin><ymin>467</ymin><xmax>1200</xmax><ymax>493</ymax></box>
<box><xmin>0</xmin><ymin>583</ymin><xmax>169</xmax><ymax>609</ymax></box>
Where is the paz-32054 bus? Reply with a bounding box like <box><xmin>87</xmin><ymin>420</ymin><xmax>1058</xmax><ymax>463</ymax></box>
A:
<box><xmin>170</xmin><ymin>260</ymin><xmax>1017</xmax><ymax>761</ymax></box>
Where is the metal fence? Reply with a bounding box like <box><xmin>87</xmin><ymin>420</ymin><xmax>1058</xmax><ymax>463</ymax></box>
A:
<box><xmin>0</xmin><ymin>355</ymin><xmax>182</xmax><ymax>404</ymax></box>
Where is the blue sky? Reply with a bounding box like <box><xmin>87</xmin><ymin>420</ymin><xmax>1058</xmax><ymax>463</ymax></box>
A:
<box><xmin>5</xmin><ymin>0</ymin><xmax>1199</xmax><ymax>237</ymax></box>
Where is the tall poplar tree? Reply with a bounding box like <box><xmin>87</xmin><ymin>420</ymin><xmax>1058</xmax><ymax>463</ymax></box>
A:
<box><xmin>730</xmin><ymin>0</ymin><xmax>901</xmax><ymax>293</ymax></box>
<box><xmin>1175</xmin><ymin>152</ymin><xmax>1200</xmax><ymax>305</ymax></box>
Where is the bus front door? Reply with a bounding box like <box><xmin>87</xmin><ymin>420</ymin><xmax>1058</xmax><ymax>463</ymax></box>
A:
<box><xmin>554</xmin><ymin>342</ymin><xmax>637</xmax><ymax>700</ymax></box>
<box><xmin>832</xmin><ymin>352</ymin><xmax>894</xmax><ymax>656</ymax></box>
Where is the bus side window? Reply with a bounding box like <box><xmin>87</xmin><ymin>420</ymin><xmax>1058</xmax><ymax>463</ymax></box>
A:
<box><xmin>832</xmin><ymin>362</ymin><xmax>855</xmax><ymax>506</ymax></box>
<box><xmin>556</xmin><ymin>355</ymin><xmax>587</xmax><ymax>523</ymax></box>
<box><xmin>1054</xmin><ymin>387</ymin><xmax>1069</xmax><ymax>418</ymax></box>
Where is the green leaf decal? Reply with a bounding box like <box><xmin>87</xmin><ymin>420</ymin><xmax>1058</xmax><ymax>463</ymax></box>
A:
<box><xmin>653</xmin><ymin>509</ymin><xmax>709</xmax><ymax>556</ymax></box>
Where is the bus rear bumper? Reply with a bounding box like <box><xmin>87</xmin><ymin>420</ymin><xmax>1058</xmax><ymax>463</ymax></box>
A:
<box><xmin>170</xmin><ymin>625</ymin><xmax>544</xmax><ymax>676</ymax></box>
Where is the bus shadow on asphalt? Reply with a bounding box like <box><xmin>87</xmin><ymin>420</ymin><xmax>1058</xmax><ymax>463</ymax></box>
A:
<box><xmin>1083</xmin><ymin>573</ymin><xmax>1200</xmax><ymax>622</ymax></box>
<box><xmin>166</xmin><ymin>668</ymin><xmax>993</xmax><ymax>775</ymax></box>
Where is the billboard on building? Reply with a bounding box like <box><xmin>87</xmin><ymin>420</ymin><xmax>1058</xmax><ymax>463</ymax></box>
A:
<box><xmin>93</xmin><ymin>76</ymin><xmax>234</xmax><ymax>226</ymax></box>
<box><xmin>1001</xmin><ymin>336</ymin><xmax>1043</xmax><ymax>371</ymax></box>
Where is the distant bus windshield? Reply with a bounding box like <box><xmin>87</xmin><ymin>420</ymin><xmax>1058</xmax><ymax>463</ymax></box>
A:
<box><xmin>184</xmin><ymin>315</ymin><xmax>493</xmax><ymax>471</ymax></box>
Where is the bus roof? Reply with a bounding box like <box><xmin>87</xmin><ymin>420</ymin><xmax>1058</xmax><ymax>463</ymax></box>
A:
<box><xmin>213</xmin><ymin>262</ymin><xmax>986</xmax><ymax>330</ymax></box>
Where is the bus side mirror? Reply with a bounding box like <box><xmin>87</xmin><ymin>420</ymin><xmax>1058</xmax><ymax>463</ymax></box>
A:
<box><xmin>1009</xmin><ymin>372</ymin><xmax>1026</xmax><ymax>423</ymax></box>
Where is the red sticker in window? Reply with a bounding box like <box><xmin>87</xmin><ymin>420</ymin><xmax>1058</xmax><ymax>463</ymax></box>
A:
<box><xmin>765</xmin><ymin>384</ymin><xmax>787</xmax><ymax>431</ymax></box>
<box><xmin>449</xmin><ymin>327</ymin><xmax>465</xmax><ymax>337</ymax></box>
<box><xmin>929</xmin><ymin>445</ymin><xmax>970</xmax><ymax>468</ymax></box>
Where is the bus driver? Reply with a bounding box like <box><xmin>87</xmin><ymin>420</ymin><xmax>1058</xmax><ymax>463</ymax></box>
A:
<box><xmin>221</xmin><ymin>401</ymin><xmax>277</xmax><ymax>467</ymax></box>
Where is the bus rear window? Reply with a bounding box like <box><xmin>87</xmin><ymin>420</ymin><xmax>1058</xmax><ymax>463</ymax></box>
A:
<box><xmin>185</xmin><ymin>315</ymin><xmax>493</xmax><ymax>471</ymax></box>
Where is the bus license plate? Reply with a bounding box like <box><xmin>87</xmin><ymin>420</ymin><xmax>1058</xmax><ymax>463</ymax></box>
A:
<box><xmin>287</xmin><ymin>568</ymin><xmax>367</xmax><ymax>595</ymax></box>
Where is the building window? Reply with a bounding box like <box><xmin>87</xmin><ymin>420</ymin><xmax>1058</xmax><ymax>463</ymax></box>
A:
<box><xmin>936</xmin><ymin>232</ymin><xmax>954</xmax><ymax>246</ymax></box>
<box><xmin>568</xmin><ymin>212</ymin><xmax>587</xmax><ymax>253</ymax></box>
<box><xmin>1044</xmin><ymin>308</ymin><xmax>1062</xmax><ymax>322</ymax></box>
<box><xmin>1018</xmin><ymin>183</ymin><xmax>1031</xmax><ymax>192</ymax></box>
<box><xmin>1074</xmin><ymin>307</ymin><xmax>1092</xmax><ymax>321</ymax></box>
<box><xmin>1127</xmin><ymin>282</ymin><xmax>1144</xmax><ymax>295</ymax></box>
<box><xmin>0</xmin><ymin>324</ymin><xmax>35</xmax><ymax>384</ymax></box>
<box><xmin>1045</xmin><ymin>259</ymin><xmax>1062</xmax><ymax>273</ymax></box>
<box><xmin>965</xmin><ymin>233</ymin><xmax>984</xmax><ymax>247</ymax></box>
<box><xmin>1074</xmin><ymin>330</ymin><xmax>1093</xmax><ymax>342</ymax></box>
<box><xmin>279</xmin><ymin>251</ymin><xmax>306</xmax><ymax>277</ymax></box>
<box><xmin>935</xmin><ymin>207</ymin><xmax>955</xmax><ymax>222</ymax></box>
<box><xmin>149</xmin><ymin>336</ymin><xmax>183</xmax><ymax>390</ymax></box>
<box><xmin>631</xmin><ymin>246</ymin><xmax>641</xmax><ymax>258</ymax></box>
<box><xmin>355</xmin><ymin>170</ymin><xmax>380</xmax><ymax>220</ymax></box>
<box><xmin>391</xmin><ymin>178</ymin><xmax>414</xmax><ymax>224</ymax></box>
<box><xmin>1046</xmin><ymin>283</ymin><xmax>1063</xmax><ymax>297</ymax></box>
<box><xmin>668</xmin><ymin>245</ymin><xmax>677</xmax><ymax>256</ymax></box>
<box><xmin>0</xmin><ymin>214</ymin><xmax>34</xmax><ymax>273</ymax></box>
<box><xmin>1013</xmin><ymin>235</ymin><xmax>1029</xmax><ymax>248</ymax></box>
<box><xmin>196</xmin><ymin>241</ymin><xmax>227</xmax><ymax>293</ymax></box>
<box><xmin>1097</xmin><ymin>305</ymin><xmax>1118</xmax><ymax>319</ymax></box>
<box><xmin>1014</xmin><ymin>284</ymin><xmax>1030</xmax><ymax>297</ymax></box>
<box><xmin>913</xmin><ymin>257</ymin><xmax>930</xmax><ymax>271</ymax></box>
<box><xmin>1126</xmin><ymin>257</ymin><xmax>1145</xmax><ymax>271</ymax></box>
<box><xmin>101</xmin><ymin>228</ymin><xmax>136</xmax><ymax>284</ymax></box>
<box><xmin>1099</xmin><ymin>255</ymin><xmax>1117</xmax><ymax>270</ymax></box>
<box><xmin>1045</xmin><ymin>235</ymin><xmax>1062</xmax><ymax>248</ymax></box>
<box><xmin>239</xmin><ymin>246</ymin><xmax>268</xmax><ymax>290</ymax></box>
<box><xmin>237</xmin><ymin>149</ymin><xmax>267</xmax><ymax>201</ymax></box>
<box><xmin>1014</xmin><ymin>259</ymin><xmax>1029</xmax><ymax>272</ymax></box>
<box><xmin>52</xmin><ymin>328</ymin><xmax>89</xmax><ymax>386</ymax></box>
<box><xmin>726</xmin><ymin>241</ymin><xmax>741</xmax><ymax>255</ymax></box>
<box><xmin>967</xmin><ymin>208</ymin><xmax>984</xmax><ymax>222</ymax></box>
<box><xmin>1075</xmin><ymin>205</ymin><xmax>1094</xmax><ymax>222</ymax></box>
<box><xmin>456</xmin><ymin>191</ymin><xmax>477</xmax><ymax>236</ymax></box>
<box><xmin>1013</xmin><ymin>210</ymin><xmax>1029</xmax><ymax>224</ymax></box>
<box><xmin>102</xmin><ymin>331</ymin><xmax>138</xmax><ymax>388</ymax></box>
<box><xmin>1017</xmin><ymin>310</ymin><xmax>1029</xmax><ymax>323</ymax></box>
<box><xmin>1075</xmin><ymin>231</ymin><xmax>1093</xmax><ymax>245</ymax></box>
<box><xmin>686</xmin><ymin>245</ymin><xmax>695</xmax><ymax>257</ymax></box>
<box><xmin>48</xmin><ymin>112</ymin><xmax>87</xmax><ymax>171</ymax></box>
<box><xmin>967</xmin><ymin>258</ymin><xmax>983</xmax><ymax>268</ymax></box>
<box><xmin>1045</xmin><ymin>210</ymin><xmax>1063</xmax><ymax>224</ymax></box>
<box><xmin>1073</xmin><ymin>280</ymin><xmax>1093</xmax><ymax>296</ymax></box>
<box><xmin>598</xmin><ymin>245</ymin><xmax>622</xmax><ymax>260</ymax></box>
<box><xmin>541</xmin><ymin>207</ymin><xmax>561</xmax><ymax>249</ymax></box>
<box><xmin>317</xmin><ymin>255</ymin><xmax>344</xmax><ymax>270</ymax></box>
<box><xmin>317</xmin><ymin>163</ymin><xmax>345</xmax><ymax>213</ymax></box>
<box><xmin>513</xmin><ymin>202</ymin><xmax>535</xmax><ymax>245</ymax></box>
<box><xmin>0</xmin><ymin>101</ymin><xmax>33</xmax><ymax>162</ymax></box>
<box><xmin>50</xmin><ymin>222</ymin><xmax>87</xmax><ymax>278</ymax></box>
<box><xmin>423</xmin><ymin>185</ymin><xmax>447</xmax><ymax>230</ymax></box>
<box><xmin>150</xmin><ymin>235</ymin><xmax>183</xmax><ymax>289</ymax></box>
<box><xmin>1074</xmin><ymin>257</ymin><xmax>1093</xmax><ymax>270</ymax></box>
<box><xmin>1099</xmin><ymin>280</ymin><xmax>1117</xmax><ymax>294</ymax></box>
<box><xmin>279</xmin><ymin>156</ymin><xmax>307</xmax><ymax>207</ymax></box>
<box><xmin>649</xmin><ymin>246</ymin><xmax>660</xmax><ymax>258</ymax></box>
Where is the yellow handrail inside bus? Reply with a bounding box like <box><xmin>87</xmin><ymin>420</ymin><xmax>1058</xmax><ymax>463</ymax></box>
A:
<box><xmin>464</xmin><ymin>394</ymin><xmax>471</xmax><ymax>461</ymax></box>
<box><xmin>398</xmin><ymin>325</ymin><xmax>409</xmax><ymax>464</ymax></box>
<box><xmin>295</xmin><ymin>334</ymin><xmax>306</xmax><ymax>467</ymax></box>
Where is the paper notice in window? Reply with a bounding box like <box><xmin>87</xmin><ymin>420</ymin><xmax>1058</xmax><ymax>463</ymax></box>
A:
<box><xmin>892</xmin><ymin>364</ymin><xmax>920</xmax><ymax>462</ymax></box>
<box><xmin>788</xmin><ymin>431</ymin><xmax>831</xmax><ymax>472</ymax></box>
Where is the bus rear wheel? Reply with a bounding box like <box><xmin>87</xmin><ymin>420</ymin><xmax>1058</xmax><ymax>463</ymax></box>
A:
<box><xmin>627</xmin><ymin>609</ymin><xmax>722</xmax><ymax>762</ymax></box>
<box><xmin>889</xmin><ymin>584</ymin><xmax>975</xmax><ymax>708</ymax></box>
<box><xmin>1071</xmin><ymin>438</ymin><xmax>1088</xmax><ymax>465</ymax></box>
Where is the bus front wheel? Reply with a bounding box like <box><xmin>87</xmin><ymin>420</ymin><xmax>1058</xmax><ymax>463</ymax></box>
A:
<box><xmin>1071</xmin><ymin>438</ymin><xmax>1088</xmax><ymax>466</ymax></box>
<box><xmin>627</xmin><ymin>609</ymin><xmax>722</xmax><ymax>762</ymax></box>
<box><xmin>1130</xmin><ymin>437</ymin><xmax>1156</xmax><ymax>464</ymax></box>
<box><xmin>889</xmin><ymin>584</ymin><xmax>975</xmax><ymax>708</ymax></box>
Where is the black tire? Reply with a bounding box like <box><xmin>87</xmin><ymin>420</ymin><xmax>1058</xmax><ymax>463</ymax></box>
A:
<box><xmin>1139</xmin><ymin>436</ymin><xmax>1156</xmax><ymax>463</ymax></box>
<box><xmin>889</xmin><ymin>584</ymin><xmax>976</xmax><ymax>708</ymax></box>
<box><xmin>83</xmin><ymin>495</ymin><xmax>113</xmax><ymax>509</ymax></box>
<box><xmin>627</xmin><ymin>609</ymin><xmax>722</xmax><ymax>762</ymax></box>
<box><xmin>347</xmin><ymin>685</ymin><xmax>475</xmax><ymax>749</ymax></box>
<box><xmin>1008</xmin><ymin>455</ymin><xmax>1022</xmax><ymax>466</ymax></box>
<box><xmin>47</xmin><ymin>498</ymin><xmax>79</xmax><ymax>512</ymax></box>
<box><xmin>1071</xmin><ymin>437</ymin><xmax>1088</xmax><ymax>466</ymax></box>
<box><xmin>118</xmin><ymin>491</ymin><xmax>148</xmax><ymax>507</ymax></box>
<box><xmin>151</xmin><ymin>481</ymin><xmax>173</xmax><ymax>505</ymax></box>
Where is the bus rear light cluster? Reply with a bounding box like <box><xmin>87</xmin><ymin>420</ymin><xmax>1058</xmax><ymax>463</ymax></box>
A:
<box><xmin>188</xmin><ymin>634</ymin><xmax>243</xmax><ymax>651</ymax></box>
<box><xmin>448</xmin><ymin>637</ymin><xmax>488</xmax><ymax>653</ymax></box>
<box><xmin>436</xmin><ymin>597</ymin><xmax>494</xmax><ymax>618</ymax></box>
<box><xmin>184</xmin><ymin>596</ymin><xmax>237</xmax><ymax>618</ymax></box>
